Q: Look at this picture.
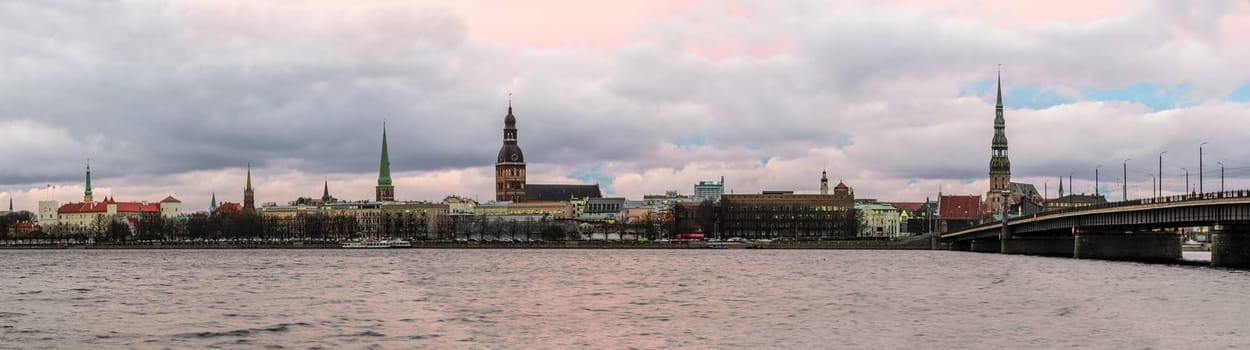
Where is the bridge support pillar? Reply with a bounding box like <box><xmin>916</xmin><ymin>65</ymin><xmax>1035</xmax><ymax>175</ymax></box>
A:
<box><xmin>1211</xmin><ymin>225</ymin><xmax>1250</xmax><ymax>268</ymax></box>
<box><xmin>1001</xmin><ymin>237</ymin><xmax>1074</xmax><ymax>257</ymax></box>
<box><xmin>1074</xmin><ymin>231</ymin><xmax>1180</xmax><ymax>262</ymax></box>
<box><xmin>970</xmin><ymin>239</ymin><xmax>1001</xmax><ymax>253</ymax></box>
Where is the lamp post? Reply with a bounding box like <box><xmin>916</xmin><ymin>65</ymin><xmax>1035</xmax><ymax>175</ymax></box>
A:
<box><xmin>1095</xmin><ymin>165</ymin><xmax>1103</xmax><ymax>198</ymax></box>
<box><xmin>1218</xmin><ymin>161</ymin><xmax>1225</xmax><ymax>193</ymax></box>
<box><xmin>1200</xmin><ymin>142</ymin><xmax>1208</xmax><ymax>194</ymax></box>
<box><xmin>1182</xmin><ymin>167</ymin><xmax>1190</xmax><ymax>195</ymax></box>
<box><xmin>1123</xmin><ymin>159</ymin><xmax>1130</xmax><ymax>201</ymax></box>
<box><xmin>1159</xmin><ymin>151</ymin><xmax>1167</xmax><ymax>196</ymax></box>
<box><xmin>1149</xmin><ymin>174</ymin><xmax>1157</xmax><ymax>198</ymax></box>
<box><xmin>1069</xmin><ymin>172</ymin><xmax>1075</xmax><ymax>209</ymax></box>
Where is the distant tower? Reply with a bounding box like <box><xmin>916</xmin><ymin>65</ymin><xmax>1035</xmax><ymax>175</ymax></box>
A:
<box><xmin>1058</xmin><ymin>177</ymin><xmax>1064</xmax><ymax>197</ymax></box>
<box><xmin>495</xmin><ymin>100</ymin><xmax>527</xmax><ymax>202</ymax></box>
<box><xmin>83</xmin><ymin>160</ymin><xmax>93</xmax><ymax>203</ymax></box>
<box><xmin>820</xmin><ymin>170</ymin><xmax>829</xmax><ymax>195</ymax></box>
<box><xmin>243</xmin><ymin>163</ymin><xmax>255</xmax><ymax>212</ymax></box>
<box><xmin>322</xmin><ymin>179</ymin><xmax>332</xmax><ymax>203</ymax></box>
<box><xmin>210</xmin><ymin>192</ymin><xmax>218</xmax><ymax>212</ymax></box>
<box><xmin>986</xmin><ymin>68</ymin><xmax>1012</xmax><ymax>214</ymax></box>
<box><xmin>376</xmin><ymin>123</ymin><xmax>395</xmax><ymax>202</ymax></box>
<box><xmin>7</xmin><ymin>197</ymin><xmax>12</xmax><ymax>212</ymax></box>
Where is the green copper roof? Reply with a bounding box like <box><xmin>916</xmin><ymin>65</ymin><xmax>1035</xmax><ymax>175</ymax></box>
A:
<box><xmin>85</xmin><ymin>162</ymin><xmax>92</xmax><ymax>197</ymax></box>
<box><xmin>378</xmin><ymin>123</ymin><xmax>393</xmax><ymax>187</ymax></box>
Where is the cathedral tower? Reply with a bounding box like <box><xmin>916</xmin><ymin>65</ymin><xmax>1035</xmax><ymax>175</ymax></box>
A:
<box><xmin>495</xmin><ymin>101</ymin><xmax>527</xmax><ymax>202</ymax></box>
<box><xmin>987</xmin><ymin>69</ymin><xmax>1012</xmax><ymax>213</ymax></box>
<box><xmin>376</xmin><ymin>123</ymin><xmax>395</xmax><ymax>202</ymax></box>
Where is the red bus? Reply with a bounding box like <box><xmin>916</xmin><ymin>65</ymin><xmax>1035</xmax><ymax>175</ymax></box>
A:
<box><xmin>674</xmin><ymin>232</ymin><xmax>705</xmax><ymax>241</ymax></box>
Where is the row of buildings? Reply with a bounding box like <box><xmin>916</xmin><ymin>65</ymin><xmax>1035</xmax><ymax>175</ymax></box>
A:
<box><xmin>7</xmin><ymin>72</ymin><xmax>1105</xmax><ymax>239</ymax></box>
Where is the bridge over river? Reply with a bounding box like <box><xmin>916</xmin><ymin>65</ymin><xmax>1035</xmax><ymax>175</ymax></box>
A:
<box><xmin>942</xmin><ymin>190</ymin><xmax>1250</xmax><ymax>268</ymax></box>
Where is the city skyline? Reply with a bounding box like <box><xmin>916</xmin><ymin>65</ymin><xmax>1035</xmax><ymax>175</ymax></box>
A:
<box><xmin>3</xmin><ymin>1</ymin><xmax>1250</xmax><ymax>212</ymax></box>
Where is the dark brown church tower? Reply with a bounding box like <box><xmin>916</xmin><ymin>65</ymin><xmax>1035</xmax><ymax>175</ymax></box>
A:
<box><xmin>495</xmin><ymin>102</ymin><xmax>526</xmax><ymax>202</ymax></box>
<box><xmin>243</xmin><ymin>163</ymin><xmax>255</xmax><ymax>213</ymax></box>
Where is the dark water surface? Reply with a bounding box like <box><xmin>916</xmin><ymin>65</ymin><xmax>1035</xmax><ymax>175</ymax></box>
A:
<box><xmin>1</xmin><ymin>249</ymin><xmax>1248</xmax><ymax>349</ymax></box>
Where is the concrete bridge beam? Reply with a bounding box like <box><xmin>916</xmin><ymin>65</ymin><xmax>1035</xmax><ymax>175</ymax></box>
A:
<box><xmin>970</xmin><ymin>239</ymin><xmax>1001</xmax><ymax>253</ymax></box>
<box><xmin>950</xmin><ymin>241</ymin><xmax>972</xmax><ymax>251</ymax></box>
<box><xmin>1074</xmin><ymin>230</ymin><xmax>1181</xmax><ymax>262</ymax></box>
<box><xmin>1212</xmin><ymin>224</ymin><xmax>1250</xmax><ymax>268</ymax></box>
<box><xmin>1001</xmin><ymin>237</ymin><xmax>1074</xmax><ymax>257</ymax></box>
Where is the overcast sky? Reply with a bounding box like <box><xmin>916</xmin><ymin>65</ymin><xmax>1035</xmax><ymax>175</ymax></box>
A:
<box><xmin>3</xmin><ymin>0</ymin><xmax>1250</xmax><ymax>212</ymax></box>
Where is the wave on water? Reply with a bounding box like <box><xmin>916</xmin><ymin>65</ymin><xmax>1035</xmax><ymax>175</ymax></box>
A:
<box><xmin>176</xmin><ymin>323</ymin><xmax>311</xmax><ymax>339</ymax></box>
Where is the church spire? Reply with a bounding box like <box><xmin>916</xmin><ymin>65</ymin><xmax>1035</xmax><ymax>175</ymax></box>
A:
<box><xmin>243</xmin><ymin>163</ymin><xmax>255</xmax><ymax>212</ymax></box>
<box><xmin>376</xmin><ymin>122</ymin><xmax>395</xmax><ymax>201</ymax></box>
<box><xmin>996</xmin><ymin>66</ymin><xmax>1003</xmax><ymax>110</ymax></box>
<box><xmin>987</xmin><ymin>66</ymin><xmax>1012</xmax><ymax>214</ymax></box>
<box><xmin>322</xmin><ymin>178</ymin><xmax>331</xmax><ymax>202</ymax></box>
<box><xmin>378</xmin><ymin>122</ymin><xmax>392</xmax><ymax>186</ymax></box>
<box><xmin>210</xmin><ymin>192</ymin><xmax>218</xmax><ymax>212</ymax></box>
<box><xmin>1059</xmin><ymin>176</ymin><xmax>1064</xmax><ymax>197</ymax></box>
<box><xmin>84</xmin><ymin>159</ymin><xmax>93</xmax><ymax>203</ymax></box>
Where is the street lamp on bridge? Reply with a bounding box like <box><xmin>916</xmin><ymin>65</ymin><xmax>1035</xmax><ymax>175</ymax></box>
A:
<box><xmin>1096</xmin><ymin>165</ymin><xmax>1103</xmax><ymax>198</ymax></box>
<box><xmin>1069</xmin><ymin>172</ymin><xmax>1076</xmax><ymax>209</ymax></box>
<box><xmin>1123</xmin><ymin>159</ymin><xmax>1130</xmax><ymax>201</ymax></box>
<box><xmin>1218</xmin><ymin>161</ymin><xmax>1225</xmax><ymax>193</ymax></box>
<box><xmin>1159</xmin><ymin>151</ymin><xmax>1167</xmax><ymax>196</ymax></box>
<box><xmin>1182</xmin><ymin>167</ymin><xmax>1190</xmax><ymax>195</ymax></box>
<box><xmin>1200</xmin><ymin>142</ymin><xmax>1208</xmax><ymax>194</ymax></box>
<box><xmin>1149</xmin><ymin>174</ymin><xmax>1157</xmax><ymax>198</ymax></box>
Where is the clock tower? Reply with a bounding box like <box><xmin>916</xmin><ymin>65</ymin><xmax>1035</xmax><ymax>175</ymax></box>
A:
<box><xmin>496</xmin><ymin>102</ymin><xmax>527</xmax><ymax>202</ymax></box>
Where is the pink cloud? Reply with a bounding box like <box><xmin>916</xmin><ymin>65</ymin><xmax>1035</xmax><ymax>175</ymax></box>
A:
<box><xmin>438</xmin><ymin>0</ymin><xmax>702</xmax><ymax>50</ymax></box>
<box><xmin>880</xmin><ymin>0</ymin><xmax>1132</xmax><ymax>27</ymax></box>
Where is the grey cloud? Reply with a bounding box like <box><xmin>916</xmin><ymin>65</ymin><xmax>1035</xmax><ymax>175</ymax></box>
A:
<box><xmin>1</xmin><ymin>0</ymin><xmax>1249</xmax><ymax>207</ymax></box>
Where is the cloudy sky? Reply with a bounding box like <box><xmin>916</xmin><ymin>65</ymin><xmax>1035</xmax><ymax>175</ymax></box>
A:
<box><xmin>2</xmin><ymin>0</ymin><xmax>1250</xmax><ymax>212</ymax></box>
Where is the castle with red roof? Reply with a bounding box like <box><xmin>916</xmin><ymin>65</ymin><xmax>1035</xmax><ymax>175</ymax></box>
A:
<box><xmin>37</xmin><ymin>162</ymin><xmax>182</xmax><ymax>228</ymax></box>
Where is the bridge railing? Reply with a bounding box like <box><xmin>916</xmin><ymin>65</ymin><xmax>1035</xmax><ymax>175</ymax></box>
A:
<box><xmin>949</xmin><ymin>190</ymin><xmax>1250</xmax><ymax>234</ymax></box>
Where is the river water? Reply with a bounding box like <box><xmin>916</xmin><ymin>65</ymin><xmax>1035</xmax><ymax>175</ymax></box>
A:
<box><xmin>1</xmin><ymin>249</ymin><xmax>1247</xmax><ymax>349</ymax></box>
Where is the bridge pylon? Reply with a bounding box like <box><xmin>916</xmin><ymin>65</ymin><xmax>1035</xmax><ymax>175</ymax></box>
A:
<box><xmin>1212</xmin><ymin>224</ymin><xmax>1250</xmax><ymax>268</ymax></box>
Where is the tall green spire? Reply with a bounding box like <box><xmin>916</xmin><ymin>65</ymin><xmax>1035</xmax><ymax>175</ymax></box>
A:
<box><xmin>378</xmin><ymin>122</ymin><xmax>393</xmax><ymax>187</ymax></box>
<box><xmin>84</xmin><ymin>159</ymin><xmax>93</xmax><ymax>203</ymax></box>
<box><xmin>375</xmin><ymin>122</ymin><xmax>395</xmax><ymax>201</ymax></box>
<box><xmin>210</xmin><ymin>192</ymin><xmax>218</xmax><ymax>211</ymax></box>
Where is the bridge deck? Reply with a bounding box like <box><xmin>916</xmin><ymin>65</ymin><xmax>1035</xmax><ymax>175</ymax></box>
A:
<box><xmin>942</xmin><ymin>192</ymin><xmax>1250</xmax><ymax>241</ymax></box>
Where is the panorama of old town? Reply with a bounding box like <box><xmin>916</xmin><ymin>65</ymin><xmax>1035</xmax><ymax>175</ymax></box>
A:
<box><xmin>0</xmin><ymin>74</ymin><xmax>1226</xmax><ymax>254</ymax></box>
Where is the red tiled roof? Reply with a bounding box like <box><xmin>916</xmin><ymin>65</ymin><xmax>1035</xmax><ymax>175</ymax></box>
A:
<box><xmin>939</xmin><ymin>195</ymin><xmax>982</xmax><ymax>220</ymax></box>
<box><xmin>58</xmin><ymin>201</ymin><xmax>160</xmax><ymax>214</ymax></box>
<box><xmin>160</xmin><ymin>196</ymin><xmax>181</xmax><ymax>203</ymax></box>
<box><xmin>214</xmin><ymin>202</ymin><xmax>243</xmax><ymax>214</ymax></box>
<box><xmin>835</xmin><ymin>181</ymin><xmax>848</xmax><ymax>189</ymax></box>
<box><xmin>889</xmin><ymin>202</ymin><xmax>924</xmax><ymax>212</ymax></box>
